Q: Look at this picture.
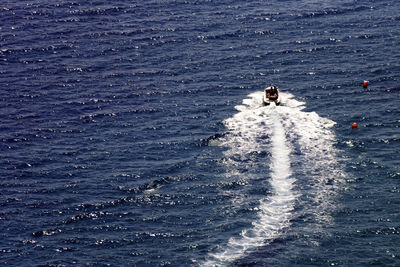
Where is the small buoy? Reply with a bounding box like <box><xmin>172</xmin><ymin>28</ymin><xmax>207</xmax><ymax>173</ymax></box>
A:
<box><xmin>363</xmin><ymin>80</ymin><xmax>368</xmax><ymax>88</ymax></box>
<box><xmin>352</xmin><ymin>122</ymin><xmax>358</xmax><ymax>128</ymax></box>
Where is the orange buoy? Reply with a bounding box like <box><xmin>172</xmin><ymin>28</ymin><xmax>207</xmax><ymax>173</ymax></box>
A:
<box><xmin>363</xmin><ymin>80</ymin><xmax>368</xmax><ymax>88</ymax></box>
<box><xmin>352</xmin><ymin>122</ymin><xmax>358</xmax><ymax>128</ymax></box>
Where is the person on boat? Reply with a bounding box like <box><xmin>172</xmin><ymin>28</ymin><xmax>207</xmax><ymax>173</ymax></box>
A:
<box><xmin>265</xmin><ymin>85</ymin><xmax>279</xmax><ymax>100</ymax></box>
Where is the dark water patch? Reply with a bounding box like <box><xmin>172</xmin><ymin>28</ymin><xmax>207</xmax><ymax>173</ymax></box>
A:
<box><xmin>380</xmin><ymin>86</ymin><xmax>400</xmax><ymax>93</ymax></box>
<box><xmin>32</xmin><ymin>229</ymin><xmax>62</xmax><ymax>238</ymax></box>
<box><xmin>293</xmin><ymin>5</ymin><xmax>372</xmax><ymax>20</ymax></box>
<box><xmin>124</xmin><ymin>176</ymin><xmax>176</xmax><ymax>194</ymax></box>
<box><xmin>198</xmin><ymin>132</ymin><xmax>226</xmax><ymax>147</ymax></box>
<box><xmin>64</xmin><ymin>211</ymin><xmax>113</xmax><ymax>225</ymax></box>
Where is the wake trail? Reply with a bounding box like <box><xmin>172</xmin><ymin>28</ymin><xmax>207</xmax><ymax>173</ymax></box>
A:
<box><xmin>203</xmin><ymin>101</ymin><xmax>295</xmax><ymax>266</ymax></box>
<box><xmin>202</xmin><ymin>91</ymin><xmax>343</xmax><ymax>266</ymax></box>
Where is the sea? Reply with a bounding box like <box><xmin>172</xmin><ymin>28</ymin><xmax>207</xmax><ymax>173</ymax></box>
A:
<box><xmin>1</xmin><ymin>0</ymin><xmax>400</xmax><ymax>266</ymax></box>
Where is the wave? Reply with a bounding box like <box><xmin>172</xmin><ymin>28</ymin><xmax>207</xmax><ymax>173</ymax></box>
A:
<box><xmin>202</xmin><ymin>91</ymin><xmax>343</xmax><ymax>266</ymax></box>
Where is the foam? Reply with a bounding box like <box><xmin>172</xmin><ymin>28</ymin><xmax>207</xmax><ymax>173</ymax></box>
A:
<box><xmin>202</xmin><ymin>91</ymin><xmax>341</xmax><ymax>266</ymax></box>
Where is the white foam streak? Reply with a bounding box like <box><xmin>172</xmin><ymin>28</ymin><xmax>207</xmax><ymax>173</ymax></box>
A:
<box><xmin>203</xmin><ymin>96</ymin><xmax>295</xmax><ymax>267</ymax></box>
<box><xmin>202</xmin><ymin>91</ymin><xmax>342</xmax><ymax>266</ymax></box>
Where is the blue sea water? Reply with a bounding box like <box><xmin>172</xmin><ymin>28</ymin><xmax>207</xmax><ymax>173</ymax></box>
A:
<box><xmin>1</xmin><ymin>0</ymin><xmax>400</xmax><ymax>266</ymax></box>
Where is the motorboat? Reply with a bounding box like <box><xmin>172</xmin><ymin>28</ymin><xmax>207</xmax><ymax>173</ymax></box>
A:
<box><xmin>263</xmin><ymin>85</ymin><xmax>281</xmax><ymax>105</ymax></box>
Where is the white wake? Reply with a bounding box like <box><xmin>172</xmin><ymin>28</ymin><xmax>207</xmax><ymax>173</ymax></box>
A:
<box><xmin>202</xmin><ymin>91</ymin><xmax>342</xmax><ymax>266</ymax></box>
